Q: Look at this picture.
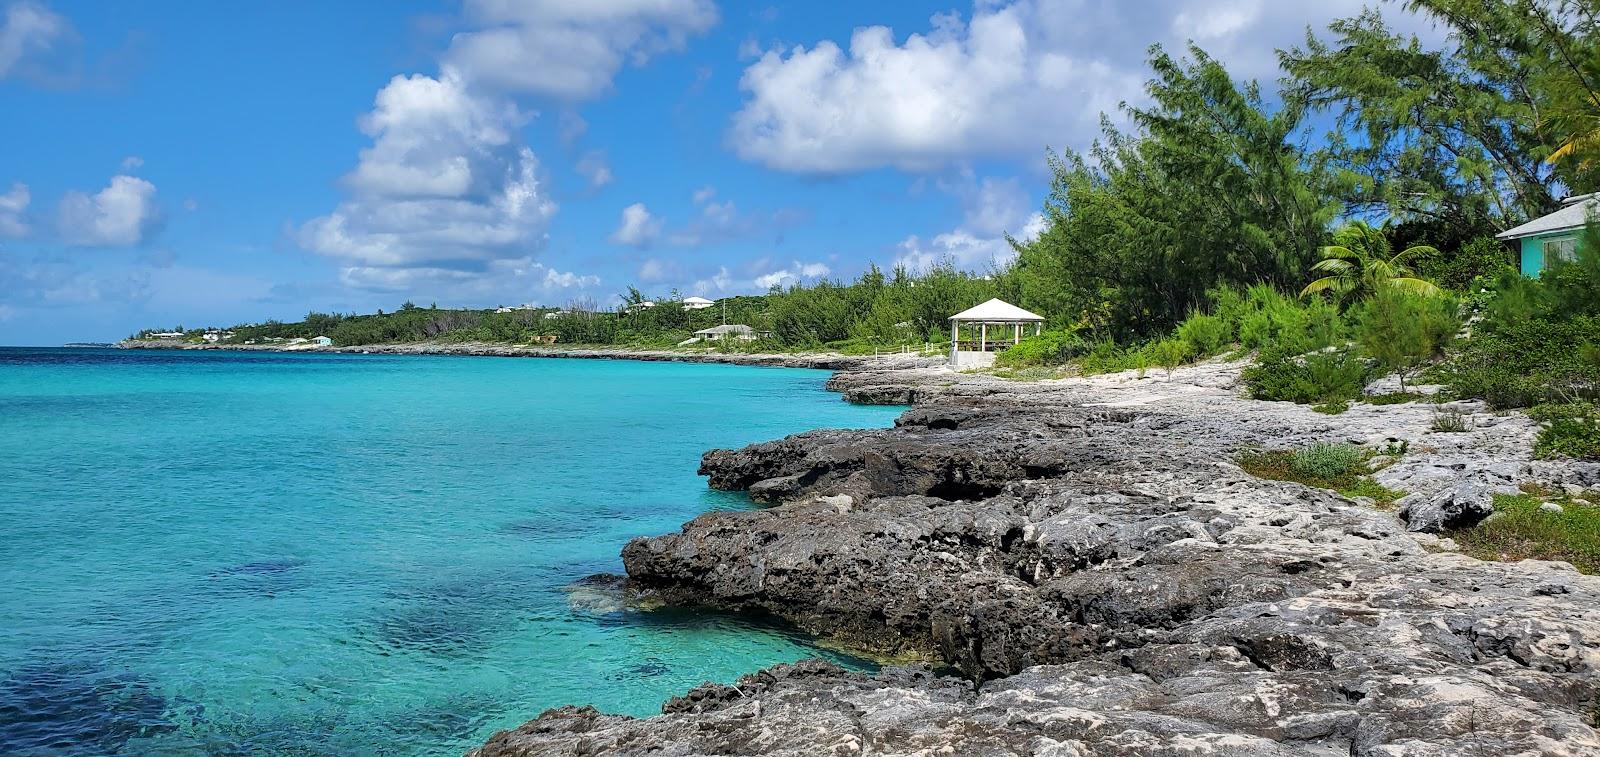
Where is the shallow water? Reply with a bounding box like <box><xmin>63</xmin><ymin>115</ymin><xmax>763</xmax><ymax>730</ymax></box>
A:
<box><xmin>0</xmin><ymin>348</ymin><xmax>902</xmax><ymax>755</ymax></box>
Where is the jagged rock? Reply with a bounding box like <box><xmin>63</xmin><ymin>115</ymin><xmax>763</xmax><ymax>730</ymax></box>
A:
<box><xmin>477</xmin><ymin>364</ymin><xmax>1600</xmax><ymax>756</ymax></box>
<box><xmin>1399</xmin><ymin>479</ymin><xmax>1495</xmax><ymax>533</ymax></box>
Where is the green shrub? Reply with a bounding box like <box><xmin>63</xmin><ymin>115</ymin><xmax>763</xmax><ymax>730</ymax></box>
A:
<box><xmin>1353</xmin><ymin>287</ymin><xmax>1458</xmax><ymax>390</ymax></box>
<box><xmin>1431</xmin><ymin>407</ymin><xmax>1470</xmax><ymax>432</ymax></box>
<box><xmin>1289</xmin><ymin>442</ymin><xmax>1368</xmax><ymax>480</ymax></box>
<box><xmin>1175</xmin><ymin>312</ymin><xmax>1229</xmax><ymax>358</ymax></box>
<box><xmin>1365</xmin><ymin>392</ymin><xmax>1423</xmax><ymax>405</ymax></box>
<box><xmin>1418</xmin><ymin>236</ymin><xmax>1515</xmax><ymax>292</ymax></box>
<box><xmin>1451</xmin><ymin>493</ymin><xmax>1600</xmax><ymax>574</ymax></box>
<box><xmin>1150</xmin><ymin>338</ymin><xmax>1189</xmax><ymax>378</ymax></box>
<box><xmin>1530</xmin><ymin>401</ymin><xmax>1600</xmax><ymax>460</ymax></box>
<box><xmin>1313</xmin><ymin>400</ymin><xmax>1349</xmax><ymax>414</ymax></box>
<box><xmin>1242</xmin><ymin>349</ymin><xmax>1372</xmax><ymax>404</ymax></box>
<box><xmin>995</xmin><ymin>328</ymin><xmax>1086</xmax><ymax>367</ymax></box>
<box><xmin>1447</xmin><ymin>315</ymin><xmax>1600</xmax><ymax>408</ymax></box>
<box><xmin>1076</xmin><ymin>339</ymin><xmax>1147</xmax><ymax>376</ymax></box>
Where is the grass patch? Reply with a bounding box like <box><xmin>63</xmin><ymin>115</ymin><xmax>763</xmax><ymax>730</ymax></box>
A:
<box><xmin>1430</xmin><ymin>407</ymin><xmax>1470</xmax><ymax>432</ymax></box>
<box><xmin>1449</xmin><ymin>493</ymin><xmax>1600</xmax><ymax>574</ymax></box>
<box><xmin>1237</xmin><ymin>444</ymin><xmax>1404</xmax><ymax>508</ymax></box>
<box><xmin>1365</xmin><ymin>392</ymin><xmax>1423</xmax><ymax>405</ymax></box>
<box><xmin>990</xmin><ymin>365</ymin><xmax>1074</xmax><ymax>382</ymax></box>
<box><xmin>1313</xmin><ymin>400</ymin><xmax>1349</xmax><ymax>415</ymax></box>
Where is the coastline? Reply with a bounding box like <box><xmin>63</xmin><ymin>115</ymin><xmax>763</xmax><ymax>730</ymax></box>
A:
<box><xmin>471</xmin><ymin>357</ymin><xmax>1600</xmax><ymax>756</ymax></box>
<box><xmin>114</xmin><ymin>339</ymin><xmax>945</xmax><ymax>372</ymax></box>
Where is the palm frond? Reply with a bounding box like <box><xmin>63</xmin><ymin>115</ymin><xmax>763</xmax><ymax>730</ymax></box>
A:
<box><xmin>1385</xmin><ymin>277</ymin><xmax>1443</xmax><ymax>296</ymax></box>
<box><xmin>1310</xmin><ymin>258</ymin><xmax>1356</xmax><ymax>273</ymax></box>
<box><xmin>1300</xmin><ymin>277</ymin><xmax>1349</xmax><ymax>297</ymax></box>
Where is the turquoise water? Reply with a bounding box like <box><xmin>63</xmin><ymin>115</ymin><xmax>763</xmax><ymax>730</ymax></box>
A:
<box><xmin>0</xmin><ymin>348</ymin><xmax>902</xmax><ymax>755</ymax></box>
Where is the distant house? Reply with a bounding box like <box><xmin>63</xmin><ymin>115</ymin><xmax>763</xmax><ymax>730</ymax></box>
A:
<box><xmin>1496</xmin><ymin>193</ymin><xmax>1597</xmax><ymax>276</ymax></box>
<box><xmin>543</xmin><ymin>311</ymin><xmax>564</xmax><ymax>320</ymax></box>
<box><xmin>148</xmin><ymin>331</ymin><xmax>184</xmax><ymax>339</ymax></box>
<box><xmin>624</xmin><ymin>301</ymin><xmax>657</xmax><ymax>314</ymax></box>
<box><xmin>311</xmin><ymin>336</ymin><xmax>333</xmax><ymax>347</ymax></box>
<box><xmin>679</xmin><ymin>324</ymin><xmax>766</xmax><ymax>345</ymax></box>
<box><xmin>681</xmin><ymin>296</ymin><xmax>715</xmax><ymax>310</ymax></box>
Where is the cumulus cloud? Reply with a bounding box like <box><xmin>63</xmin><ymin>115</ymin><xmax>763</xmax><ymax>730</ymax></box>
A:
<box><xmin>895</xmin><ymin>173</ymin><xmax>1045</xmax><ymax>272</ymax></box>
<box><xmin>754</xmin><ymin>260</ymin><xmax>830</xmax><ymax>289</ymax></box>
<box><xmin>442</xmin><ymin>0</ymin><xmax>719</xmax><ymax>101</ymax></box>
<box><xmin>0</xmin><ymin>182</ymin><xmax>29</xmax><ymax>238</ymax></box>
<box><xmin>120</xmin><ymin>155</ymin><xmax>143</xmax><ymax>171</ymax></box>
<box><xmin>298</xmin><ymin>73</ymin><xmax>556</xmax><ymax>273</ymax></box>
<box><xmin>729</xmin><ymin>0</ymin><xmax>1433</xmax><ymax>174</ymax></box>
<box><xmin>0</xmin><ymin>0</ymin><xmax>72</xmax><ymax>81</ymax></box>
<box><xmin>576</xmin><ymin>150</ymin><xmax>614</xmax><ymax>188</ymax></box>
<box><xmin>638</xmin><ymin>257</ymin><xmax>671</xmax><ymax>282</ymax></box>
<box><xmin>339</xmin><ymin>255</ymin><xmax>599</xmax><ymax>301</ymax></box>
<box><xmin>609</xmin><ymin>202</ymin><xmax>661</xmax><ymax>247</ymax></box>
<box><xmin>58</xmin><ymin>175</ymin><xmax>162</xmax><ymax>247</ymax></box>
<box><xmin>301</xmin><ymin>0</ymin><xmax>714</xmax><ymax>304</ymax></box>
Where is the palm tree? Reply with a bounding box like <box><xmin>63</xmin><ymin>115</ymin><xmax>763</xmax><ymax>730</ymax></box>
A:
<box><xmin>1301</xmin><ymin>221</ymin><xmax>1441</xmax><ymax>301</ymax></box>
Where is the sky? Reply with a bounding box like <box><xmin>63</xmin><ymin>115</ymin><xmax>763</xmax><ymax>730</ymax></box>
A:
<box><xmin>0</xmin><ymin>0</ymin><xmax>1437</xmax><ymax>345</ymax></box>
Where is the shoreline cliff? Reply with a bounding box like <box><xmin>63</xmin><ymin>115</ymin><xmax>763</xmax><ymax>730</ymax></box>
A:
<box><xmin>471</xmin><ymin>358</ymin><xmax>1600</xmax><ymax>756</ymax></box>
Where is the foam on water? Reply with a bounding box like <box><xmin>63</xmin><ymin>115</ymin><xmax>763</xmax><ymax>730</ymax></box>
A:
<box><xmin>0</xmin><ymin>348</ymin><xmax>902</xmax><ymax>755</ymax></box>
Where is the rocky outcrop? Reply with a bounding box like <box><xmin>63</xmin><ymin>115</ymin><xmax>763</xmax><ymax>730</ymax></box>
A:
<box><xmin>476</xmin><ymin>364</ymin><xmax>1600</xmax><ymax>756</ymax></box>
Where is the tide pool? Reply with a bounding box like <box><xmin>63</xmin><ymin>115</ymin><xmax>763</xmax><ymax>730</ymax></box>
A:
<box><xmin>0</xmin><ymin>348</ymin><xmax>903</xmax><ymax>755</ymax></box>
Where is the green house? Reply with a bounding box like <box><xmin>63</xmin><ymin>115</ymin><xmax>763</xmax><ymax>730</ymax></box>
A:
<box><xmin>1496</xmin><ymin>193</ymin><xmax>1595</xmax><ymax>276</ymax></box>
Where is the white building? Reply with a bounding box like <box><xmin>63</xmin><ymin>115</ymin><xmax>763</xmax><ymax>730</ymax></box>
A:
<box><xmin>679</xmin><ymin>324</ymin><xmax>766</xmax><ymax>345</ymax></box>
<box><xmin>948</xmin><ymin>299</ymin><xmax>1044</xmax><ymax>369</ymax></box>
<box><xmin>312</xmin><ymin>336</ymin><xmax>333</xmax><ymax>347</ymax></box>
<box><xmin>682</xmin><ymin>296</ymin><xmax>715</xmax><ymax>310</ymax></box>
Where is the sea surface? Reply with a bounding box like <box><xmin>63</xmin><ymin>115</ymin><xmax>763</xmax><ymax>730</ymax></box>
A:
<box><xmin>0</xmin><ymin>347</ymin><xmax>903</xmax><ymax>755</ymax></box>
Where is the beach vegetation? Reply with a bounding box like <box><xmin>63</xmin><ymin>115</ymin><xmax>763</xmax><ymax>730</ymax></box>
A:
<box><xmin>1237</xmin><ymin>444</ymin><xmax>1402</xmax><ymax>507</ymax></box>
<box><xmin>1449</xmin><ymin>493</ymin><xmax>1600</xmax><ymax>574</ymax></box>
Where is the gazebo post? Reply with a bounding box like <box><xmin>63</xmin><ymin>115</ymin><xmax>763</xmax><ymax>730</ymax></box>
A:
<box><xmin>980</xmin><ymin>323</ymin><xmax>986</xmax><ymax>351</ymax></box>
<box><xmin>1014</xmin><ymin>323</ymin><xmax>1020</xmax><ymax>344</ymax></box>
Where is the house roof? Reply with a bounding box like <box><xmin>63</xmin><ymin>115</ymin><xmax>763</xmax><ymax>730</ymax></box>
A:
<box><xmin>948</xmin><ymin>298</ymin><xmax>1045</xmax><ymax>322</ymax></box>
<box><xmin>682</xmin><ymin>296</ymin><xmax>715</xmax><ymax>305</ymax></box>
<box><xmin>694</xmin><ymin>324</ymin><xmax>755</xmax><ymax>335</ymax></box>
<box><xmin>1496</xmin><ymin>193</ymin><xmax>1599</xmax><ymax>240</ymax></box>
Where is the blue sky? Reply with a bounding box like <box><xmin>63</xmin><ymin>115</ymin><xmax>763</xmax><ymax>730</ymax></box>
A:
<box><xmin>0</xmin><ymin>0</ymin><xmax>1431</xmax><ymax>345</ymax></box>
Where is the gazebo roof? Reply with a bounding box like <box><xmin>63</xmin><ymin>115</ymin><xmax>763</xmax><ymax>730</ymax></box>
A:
<box><xmin>948</xmin><ymin>298</ymin><xmax>1045</xmax><ymax>322</ymax></box>
<box><xmin>682</xmin><ymin>296</ymin><xmax>715</xmax><ymax>304</ymax></box>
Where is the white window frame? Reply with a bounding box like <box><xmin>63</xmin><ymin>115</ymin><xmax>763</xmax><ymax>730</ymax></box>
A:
<box><xmin>1545</xmin><ymin>235</ymin><xmax>1578</xmax><ymax>264</ymax></box>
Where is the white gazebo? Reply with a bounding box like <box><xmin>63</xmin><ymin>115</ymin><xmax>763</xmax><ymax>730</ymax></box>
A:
<box><xmin>948</xmin><ymin>298</ymin><xmax>1044</xmax><ymax>368</ymax></box>
<box><xmin>682</xmin><ymin>296</ymin><xmax>715</xmax><ymax>310</ymax></box>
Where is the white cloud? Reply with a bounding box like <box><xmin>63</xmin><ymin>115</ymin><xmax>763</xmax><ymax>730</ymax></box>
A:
<box><xmin>638</xmin><ymin>257</ymin><xmax>670</xmax><ymax>282</ymax></box>
<box><xmin>576</xmin><ymin>150</ymin><xmax>614</xmax><ymax>188</ymax></box>
<box><xmin>729</xmin><ymin>0</ymin><xmax>1433</xmax><ymax>174</ymax></box>
<box><xmin>0</xmin><ymin>182</ymin><xmax>29</xmax><ymax>238</ymax></box>
<box><xmin>58</xmin><ymin>175</ymin><xmax>161</xmax><ymax>247</ymax></box>
<box><xmin>0</xmin><ymin>0</ymin><xmax>70</xmax><ymax>80</ymax></box>
<box><xmin>298</xmin><ymin>73</ymin><xmax>556</xmax><ymax>270</ymax></box>
<box><xmin>754</xmin><ymin>260</ymin><xmax>830</xmax><ymax>289</ymax></box>
<box><xmin>691</xmin><ymin>265</ymin><xmax>732</xmax><ymax>295</ymax></box>
<box><xmin>691</xmin><ymin>185</ymin><xmax>716</xmax><ymax>205</ymax></box>
<box><xmin>120</xmin><ymin>155</ymin><xmax>143</xmax><ymax>171</ymax></box>
<box><xmin>442</xmin><ymin>0</ymin><xmax>719</xmax><ymax>101</ymax></box>
<box><xmin>895</xmin><ymin>173</ymin><xmax>1045</xmax><ymax>272</ymax></box>
<box><xmin>339</xmin><ymin>256</ymin><xmax>599</xmax><ymax>302</ymax></box>
<box><xmin>609</xmin><ymin>202</ymin><xmax>661</xmax><ymax>247</ymax></box>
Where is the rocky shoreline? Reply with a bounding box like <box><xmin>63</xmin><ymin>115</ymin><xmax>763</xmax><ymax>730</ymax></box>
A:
<box><xmin>115</xmin><ymin>339</ymin><xmax>941</xmax><ymax>371</ymax></box>
<box><xmin>469</xmin><ymin>357</ymin><xmax>1600</xmax><ymax>756</ymax></box>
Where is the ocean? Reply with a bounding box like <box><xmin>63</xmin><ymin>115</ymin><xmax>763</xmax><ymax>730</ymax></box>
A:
<box><xmin>0</xmin><ymin>347</ymin><xmax>902</xmax><ymax>755</ymax></box>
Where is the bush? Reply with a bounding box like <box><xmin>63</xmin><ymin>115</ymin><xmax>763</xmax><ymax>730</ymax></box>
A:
<box><xmin>1450</xmin><ymin>493</ymin><xmax>1600</xmax><ymax>574</ymax></box>
<box><xmin>995</xmin><ymin>328</ymin><xmax>1086</xmax><ymax>367</ymax></box>
<box><xmin>1418</xmin><ymin>236</ymin><xmax>1515</xmax><ymax>292</ymax></box>
<box><xmin>1431</xmin><ymin>407</ymin><xmax>1470</xmax><ymax>432</ymax></box>
<box><xmin>1225</xmin><ymin>284</ymin><xmax>1345</xmax><ymax>356</ymax></box>
<box><xmin>1175</xmin><ymin>311</ymin><xmax>1229</xmax><ymax>358</ymax></box>
<box><xmin>1242</xmin><ymin>349</ymin><xmax>1372</xmax><ymax>404</ymax></box>
<box><xmin>1289</xmin><ymin>442</ymin><xmax>1368</xmax><ymax>480</ymax></box>
<box><xmin>1447</xmin><ymin>315</ymin><xmax>1600</xmax><ymax>408</ymax></box>
<box><xmin>1150</xmin><ymin>338</ymin><xmax>1189</xmax><ymax>378</ymax></box>
<box><xmin>1530</xmin><ymin>401</ymin><xmax>1600</xmax><ymax>460</ymax></box>
<box><xmin>1076</xmin><ymin>339</ymin><xmax>1148</xmax><ymax>376</ymax></box>
<box><xmin>1353</xmin><ymin>287</ymin><xmax>1458</xmax><ymax>390</ymax></box>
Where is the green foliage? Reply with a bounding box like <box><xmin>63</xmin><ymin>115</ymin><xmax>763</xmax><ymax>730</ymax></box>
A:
<box><xmin>1531</xmin><ymin>401</ymin><xmax>1600</xmax><ymax>460</ymax></box>
<box><xmin>1451</xmin><ymin>494</ymin><xmax>1600</xmax><ymax>575</ymax></box>
<box><xmin>1242</xmin><ymin>349</ymin><xmax>1372</xmax><ymax>404</ymax></box>
<box><xmin>1150</xmin><ymin>338</ymin><xmax>1189</xmax><ymax>378</ymax></box>
<box><xmin>1302</xmin><ymin>220</ymin><xmax>1441</xmax><ymax>301</ymax></box>
<box><xmin>1418</xmin><ymin>237</ymin><xmax>1515</xmax><ymax>292</ymax></box>
<box><xmin>1431</xmin><ymin>407</ymin><xmax>1470</xmax><ymax>432</ymax></box>
<box><xmin>1289</xmin><ymin>442</ymin><xmax>1368</xmax><ymax>480</ymax></box>
<box><xmin>1237</xmin><ymin>445</ymin><xmax>1401</xmax><ymax>507</ymax></box>
<box><xmin>1174</xmin><ymin>312</ymin><xmax>1229</xmax><ymax>358</ymax></box>
<box><xmin>1352</xmin><ymin>287</ymin><xmax>1459</xmax><ymax>389</ymax></box>
<box><xmin>1013</xmin><ymin>45</ymin><xmax>1337</xmax><ymax>340</ymax></box>
<box><xmin>1365</xmin><ymin>392</ymin><xmax>1422</xmax><ymax>405</ymax></box>
<box><xmin>1313</xmin><ymin>400</ymin><xmax>1349</xmax><ymax>415</ymax></box>
<box><xmin>1280</xmin><ymin>7</ymin><xmax>1561</xmax><ymax>238</ymax></box>
<box><xmin>1227</xmin><ymin>284</ymin><xmax>1346</xmax><ymax>355</ymax></box>
<box><xmin>994</xmin><ymin>328</ymin><xmax>1086</xmax><ymax>368</ymax></box>
<box><xmin>1446</xmin><ymin>228</ymin><xmax>1600</xmax><ymax>407</ymax></box>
